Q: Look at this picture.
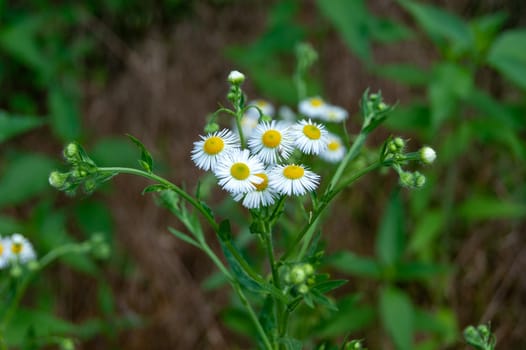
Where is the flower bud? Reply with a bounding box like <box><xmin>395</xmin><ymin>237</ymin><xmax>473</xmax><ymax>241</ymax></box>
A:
<box><xmin>227</xmin><ymin>70</ymin><xmax>245</xmax><ymax>85</ymax></box>
<box><xmin>10</xmin><ymin>265</ymin><xmax>23</xmax><ymax>278</ymax></box>
<box><xmin>399</xmin><ymin>171</ymin><xmax>414</xmax><ymax>187</ymax></box>
<box><xmin>49</xmin><ymin>171</ymin><xmax>68</xmax><ymax>189</ymax></box>
<box><xmin>289</xmin><ymin>265</ymin><xmax>306</xmax><ymax>285</ymax></box>
<box><xmin>27</xmin><ymin>260</ymin><xmax>40</xmax><ymax>271</ymax></box>
<box><xmin>297</xmin><ymin>283</ymin><xmax>309</xmax><ymax>294</ymax></box>
<box><xmin>60</xmin><ymin>339</ymin><xmax>75</xmax><ymax>350</ymax></box>
<box><xmin>414</xmin><ymin>172</ymin><xmax>426</xmax><ymax>188</ymax></box>
<box><xmin>420</xmin><ymin>146</ymin><xmax>436</xmax><ymax>164</ymax></box>
<box><xmin>63</xmin><ymin>143</ymin><xmax>80</xmax><ymax>162</ymax></box>
<box><xmin>393</xmin><ymin>137</ymin><xmax>405</xmax><ymax>149</ymax></box>
<box><xmin>204</xmin><ymin>122</ymin><xmax>220</xmax><ymax>134</ymax></box>
<box><xmin>302</xmin><ymin>263</ymin><xmax>314</xmax><ymax>276</ymax></box>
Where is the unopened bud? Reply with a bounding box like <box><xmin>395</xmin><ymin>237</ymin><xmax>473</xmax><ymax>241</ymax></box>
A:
<box><xmin>10</xmin><ymin>265</ymin><xmax>23</xmax><ymax>278</ymax></box>
<box><xmin>204</xmin><ymin>122</ymin><xmax>220</xmax><ymax>133</ymax></box>
<box><xmin>414</xmin><ymin>172</ymin><xmax>426</xmax><ymax>188</ymax></box>
<box><xmin>399</xmin><ymin>171</ymin><xmax>414</xmax><ymax>187</ymax></box>
<box><xmin>297</xmin><ymin>284</ymin><xmax>309</xmax><ymax>294</ymax></box>
<box><xmin>49</xmin><ymin>171</ymin><xmax>68</xmax><ymax>188</ymax></box>
<box><xmin>228</xmin><ymin>70</ymin><xmax>245</xmax><ymax>85</ymax></box>
<box><xmin>420</xmin><ymin>146</ymin><xmax>436</xmax><ymax>164</ymax></box>
<box><xmin>63</xmin><ymin>143</ymin><xmax>80</xmax><ymax>162</ymax></box>
<box><xmin>290</xmin><ymin>265</ymin><xmax>306</xmax><ymax>285</ymax></box>
<box><xmin>302</xmin><ymin>263</ymin><xmax>314</xmax><ymax>276</ymax></box>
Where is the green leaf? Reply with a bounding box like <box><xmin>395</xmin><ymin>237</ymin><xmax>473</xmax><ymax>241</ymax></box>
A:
<box><xmin>74</xmin><ymin>200</ymin><xmax>114</xmax><ymax>237</ymax></box>
<box><xmin>312</xmin><ymin>279</ymin><xmax>347</xmax><ymax>294</ymax></box>
<box><xmin>414</xmin><ymin>308</ymin><xmax>458</xmax><ymax>344</ymax></box>
<box><xmin>384</xmin><ymin>102</ymin><xmax>431</xmax><ymax>134</ymax></box>
<box><xmin>97</xmin><ymin>282</ymin><xmax>115</xmax><ymax>316</ymax></box>
<box><xmin>395</xmin><ymin>262</ymin><xmax>449</xmax><ymax>281</ymax></box>
<box><xmin>487</xmin><ymin>29</ymin><xmax>526</xmax><ymax>90</ymax></box>
<box><xmin>0</xmin><ymin>153</ymin><xmax>56</xmax><ymax>208</ymax></box>
<box><xmin>221</xmin><ymin>307</ymin><xmax>257</xmax><ymax>338</ymax></box>
<box><xmin>326</xmin><ymin>251</ymin><xmax>382</xmax><ymax>279</ymax></box>
<box><xmin>375</xmin><ymin>189</ymin><xmax>405</xmax><ymax>266</ymax></box>
<box><xmin>0</xmin><ymin>111</ymin><xmax>45</xmax><ymax>143</ymax></box>
<box><xmin>428</xmin><ymin>62</ymin><xmax>473</xmax><ymax>129</ymax></box>
<box><xmin>168</xmin><ymin>226</ymin><xmax>201</xmax><ymax>248</ymax></box>
<box><xmin>316</xmin><ymin>0</ymin><xmax>371</xmax><ymax>62</ymax></box>
<box><xmin>279</xmin><ymin>337</ymin><xmax>303</xmax><ymax>350</ymax></box>
<box><xmin>48</xmin><ymin>87</ymin><xmax>82</xmax><ymax>141</ymax></box>
<box><xmin>459</xmin><ymin>194</ymin><xmax>526</xmax><ymax>221</ymax></box>
<box><xmin>313</xmin><ymin>295</ymin><xmax>375</xmax><ymax>338</ymax></box>
<box><xmin>368</xmin><ymin>17</ymin><xmax>413</xmax><ymax>43</ymax></box>
<box><xmin>0</xmin><ymin>215</ymin><xmax>24</xmax><ymax>233</ymax></box>
<box><xmin>399</xmin><ymin>0</ymin><xmax>472</xmax><ymax>54</ymax></box>
<box><xmin>310</xmin><ymin>289</ymin><xmax>338</xmax><ymax>311</ymax></box>
<box><xmin>379</xmin><ymin>286</ymin><xmax>414</xmax><ymax>350</ymax></box>
<box><xmin>126</xmin><ymin>134</ymin><xmax>154</xmax><ymax>173</ymax></box>
<box><xmin>409</xmin><ymin>210</ymin><xmax>444</xmax><ymax>259</ymax></box>
<box><xmin>142</xmin><ymin>184</ymin><xmax>169</xmax><ymax>194</ymax></box>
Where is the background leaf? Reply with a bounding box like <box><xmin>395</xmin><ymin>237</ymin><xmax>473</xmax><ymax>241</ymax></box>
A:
<box><xmin>375</xmin><ymin>189</ymin><xmax>405</xmax><ymax>266</ymax></box>
<box><xmin>379</xmin><ymin>286</ymin><xmax>414</xmax><ymax>350</ymax></box>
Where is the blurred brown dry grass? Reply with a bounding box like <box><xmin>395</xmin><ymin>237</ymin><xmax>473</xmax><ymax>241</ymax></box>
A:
<box><xmin>38</xmin><ymin>0</ymin><xmax>526</xmax><ymax>349</ymax></box>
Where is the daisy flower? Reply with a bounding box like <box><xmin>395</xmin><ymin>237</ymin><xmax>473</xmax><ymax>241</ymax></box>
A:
<box><xmin>8</xmin><ymin>233</ymin><xmax>36</xmax><ymax>264</ymax></box>
<box><xmin>320</xmin><ymin>133</ymin><xmax>346</xmax><ymax>163</ymax></box>
<box><xmin>247</xmin><ymin>121</ymin><xmax>294</xmax><ymax>164</ymax></box>
<box><xmin>291</xmin><ymin>119</ymin><xmax>329</xmax><ymax>155</ymax></box>
<box><xmin>246</xmin><ymin>99</ymin><xmax>275</xmax><ymax>119</ymax></box>
<box><xmin>233</xmin><ymin>172</ymin><xmax>278</xmax><ymax>209</ymax></box>
<box><xmin>269</xmin><ymin>164</ymin><xmax>320</xmax><ymax>196</ymax></box>
<box><xmin>0</xmin><ymin>236</ymin><xmax>12</xmax><ymax>269</ymax></box>
<box><xmin>278</xmin><ymin>106</ymin><xmax>296</xmax><ymax>123</ymax></box>
<box><xmin>298</xmin><ymin>97</ymin><xmax>328</xmax><ymax>119</ymax></box>
<box><xmin>214</xmin><ymin>149</ymin><xmax>265</xmax><ymax>194</ymax></box>
<box><xmin>191</xmin><ymin>129</ymin><xmax>239</xmax><ymax>171</ymax></box>
<box><xmin>321</xmin><ymin>105</ymin><xmax>348</xmax><ymax>123</ymax></box>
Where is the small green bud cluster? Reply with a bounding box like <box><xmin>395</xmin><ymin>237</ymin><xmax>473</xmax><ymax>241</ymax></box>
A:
<box><xmin>361</xmin><ymin>91</ymin><xmax>394</xmax><ymax>134</ymax></box>
<box><xmin>49</xmin><ymin>143</ymin><xmax>113</xmax><ymax>195</ymax></box>
<box><xmin>283</xmin><ymin>263</ymin><xmax>315</xmax><ymax>295</ymax></box>
<box><xmin>464</xmin><ymin>324</ymin><xmax>496</xmax><ymax>350</ymax></box>
<box><xmin>227</xmin><ymin>70</ymin><xmax>246</xmax><ymax>110</ymax></box>
<box><xmin>60</xmin><ymin>338</ymin><xmax>76</xmax><ymax>350</ymax></box>
<box><xmin>381</xmin><ymin>136</ymin><xmax>436</xmax><ymax>190</ymax></box>
<box><xmin>295</xmin><ymin>42</ymin><xmax>318</xmax><ymax>73</ymax></box>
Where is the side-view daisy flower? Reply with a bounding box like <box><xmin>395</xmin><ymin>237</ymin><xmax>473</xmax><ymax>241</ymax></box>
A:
<box><xmin>269</xmin><ymin>164</ymin><xmax>320</xmax><ymax>196</ymax></box>
<box><xmin>248</xmin><ymin>121</ymin><xmax>294</xmax><ymax>164</ymax></box>
<box><xmin>8</xmin><ymin>233</ymin><xmax>36</xmax><ymax>263</ymax></box>
<box><xmin>214</xmin><ymin>149</ymin><xmax>265</xmax><ymax>194</ymax></box>
<box><xmin>246</xmin><ymin>99</ymin><xmax>275</xmax><ymax>119</ymax></box>
<box><xmin>191</xmin><ymin>129</ymin><xmax>239</xmax><ymax>171</ymax></box>
<box><xmin>0</xmin><ymin>236</ymin><xmax>12</xmax><ymax>269</ymax></box>
<box><xmin>298</xmin><ymin>97</ymin><xmax>328</xmax><ymax>119</ymax></box>
<box><xmin>321</xmin><ymin>105</ymin><xmax>348</xmax><ymax>123</ymax></box>
<box><xmin>233</xmin><ymin>172</ymin><xmax>277</xmax><ymax>209</ymax></box>
<box><xmin>291</xmin><ymin>119</ymin><xmax>329</xmax><ymax>155</ymax></box>
<box><xmin>320</xmin><ymin>133</ymin><xmax>346</xmax><ymax>163</ymax></box>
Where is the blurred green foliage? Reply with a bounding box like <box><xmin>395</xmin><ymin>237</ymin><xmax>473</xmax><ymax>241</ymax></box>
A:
<box><xmin>0</xmin><ymin>0</ymin><xmax>191</xmax><ymax>347</ymax></box>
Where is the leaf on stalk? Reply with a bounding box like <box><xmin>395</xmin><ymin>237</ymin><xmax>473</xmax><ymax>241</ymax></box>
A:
<box><xmin>311</xmin><ymin>279</ymin><xmax>348</xmax><ymax>294</ymax></box>
<box><xmin>142</xmin><ymin>184</ymin><xmax>169</xmax><ymax>194</ymax></box>
<box><xmin>0</xmin><ymin>111</ymin><xmax>45</xmax><ymax>143</ymax></box>
<box><xmin>326</xmin><ymin>251</ymin><xmax>382</xmax><ymax>279</ymax></box>
<box><xmin>168</xmin><ymin>226</ymin><xmax>201</xmax><ymax>248</ymax></box>
<box><xmin>126</xmin><ymin>134</ymin><xmax>154</xmax><ymax>173</ymax></box>
<box><xmin>459</xmin><ymin>194</ymin><xmax>526</xmax><ymax>221</ymax></box>
<box><xmin>48</xmin><ymin>86</ymin><xmax>82</xmax><ymax>142</ymax></box>
<box><xmin>379</xmin><ymin>285</ymin><xmax>414</xmax><ymax>350</ymax></box>
<box><xmin>487</xmin><ymin>29</ymin><xmax>526</xmax><ymax>90</ymax></box>
<box><xmin>375</xmin><ymin>189</ymin><xmax>405</xmax><ymax>267</ymax></box>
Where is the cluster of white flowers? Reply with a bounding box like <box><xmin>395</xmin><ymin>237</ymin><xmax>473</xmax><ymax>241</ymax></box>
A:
<box><xmin>0</xmin><ymin>233</ymin><xmax>36</xmax><ymax>269</ymax></box>
<box><xmin>192</xmin><ymin>93</ymin><xmax>350</xmax><ymax>209</ymax></box>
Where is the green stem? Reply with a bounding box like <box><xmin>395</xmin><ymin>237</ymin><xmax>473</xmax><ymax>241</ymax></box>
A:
<box><xmin>98</xmin><ymin>166</ymin><xmax>274</xmax><ymax>347</ymax></box>
<box><xmin>281</xmin><ymin>161</ymin><xmax>384</xmax><ymax>262</ymax></box>
<box><xmin>328</xmin><ymin>132</ymin><xmax>367</xmax><ymax>191</ymax></box>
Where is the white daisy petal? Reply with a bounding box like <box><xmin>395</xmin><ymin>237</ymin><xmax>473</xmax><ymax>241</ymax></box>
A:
<box><xmin>298</xmin><ymin>97</ymin><xmax>328</xmax><ymax>119</ymax></box>
<box><xmin>8</xmin><ymin>233</ymin><xmax>36</xmax><ymax>264</ymax></box>
<box><xmin>214</xmin><ymin>149</ymin><xmax>265</xmax><ymax>194</ymax></box>
<box><xmin>319</xmin><ymin>133</ymin><xmax>346</xmax><ymax>163</ymax></box>
<box><xmin>232</xmin><ymin>172</ymin><xmax>278</xmax><ymax>209</ymax></box>
<box><xmin>191</xmin><ymin>129</ymin><xmax>239</xmax><ymax>171</ymax></box>
<box><xmin>246</xmin><ymin>99</ymin><xmax>275</xmax><ymax>119</ymax></box>
<box><xmin>269</xmin><ymin>164</ymin><xmax>320</xmax><ymax>196</ymax></box>
<box><xmin>291</xmin><ymin>119</ymin><xmax>329</xmax><ymax>155</ymax></box>
<box><xmin>0</xmin><ymin>236</ymin><xmax>12</xmax><ymax>269</ymax></box>
<box><xmin>247</xmin><ymin>121</ymin><xmax>295</xmax><ymax>164</ymax></box>
<box><xmin>321</xmin><ymin>105</ymin><xmax>348</xmax><ymax>123</ymax></box>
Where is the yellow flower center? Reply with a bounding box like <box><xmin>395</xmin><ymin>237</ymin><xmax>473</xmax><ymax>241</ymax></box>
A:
<box><xmin>303</xmin><ymin>125</ymin><xmax>321</xmax><ymax>140</ymax></box>
<box><xmin>328</xmin><ymin>141</ymin><xmax>340</xmax><ymax>151</ymax></box>
<box><xmin>230</xmin><ymin>162</ymin><xmax>250</xmax><ymax>180</ymax></box>
<box><xmin>0</xmin><ymin>243</ymin><xmax>3</xmax><ymax>255</ymax></box>
<box><xmin>262</xmin><ymin>130</ymin><xmax>281</xmax><ymax>148</ymax></box>
<box><xmin>309</xmin><ymin>98</ymin><xmax>323</xmax><ymax>107</ymax></box>
<box><xmin>256</xmin><ymin>100</ymin><xmax>268</xmax><ymax>107</ymax></box>
<box><xmin>253</xmin><ymin>173</ymin><xmax>268</xmax><ymax>191</ymax></box>
<box><xmin>203</xmin><ymin>136</ymin><xmax>224</xmax><ymax>155</ymax></box>
<box><xmin>11</xmin><ymin>242</ymin><xmax>22</xmax><ymax>255</ymax></box>
<box><xmin>283</xmin><ymin>165</ymin><xmax>304</xmax><ymax>180</ymax></box>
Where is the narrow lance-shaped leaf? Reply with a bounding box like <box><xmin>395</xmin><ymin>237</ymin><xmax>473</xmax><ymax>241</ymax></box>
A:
<box><xmin>127</xmin><ymin>134</ymin><xmax>154</xmax><ymax>173</ymax></box>
<box><xmin>375</xmin><ymin>189</ymin><xmax>405</xmax><ymax>267</ymax></box>
<box><xmin>379</xmin><ymin>285</ymin><xmax>414</xmax><ymax>350</ymax></box>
